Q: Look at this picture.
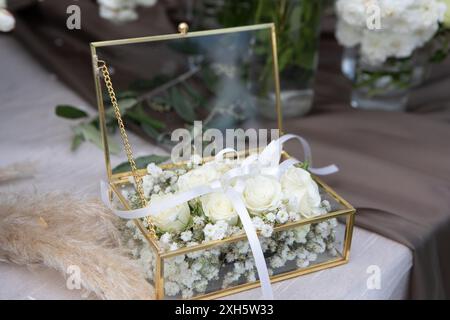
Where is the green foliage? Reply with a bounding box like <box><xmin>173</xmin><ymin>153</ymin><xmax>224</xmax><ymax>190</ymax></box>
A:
<box><xmin>429</xmin><ymin>26</ymin><xmax>450</xmax><ymax>63</ymax></box>
<box><xmin>216</xmin><ymin>0</ymin><xmax>323</xmax><ymax>72</ymax></box>
<box><xmin>73</xmin><ymin>122</ymin><xmax>121</xmax><ymax>154</ymax></box>
<box><xmin>56</xmin><ymin>94</ymin><xmax>167</xmax><ymax>152</ymax></box>
<box><xmin>55</xmin><ymin>105</ymin><xmax>88</xmax><ymax>119</ymax></box>
<box><xmin>296</xmin><ymin>160</ymin><xmax>310</xmax><ymax>171</ymax></box>
<box><xmin>169</xmin><ymin>87</ymin><xmax>197</xmax><ymax>122</ymax></box>
<box><xmin>125</xmin><ymin>105</ymin><xmax>166</xmax><ymax>130</ymax></box>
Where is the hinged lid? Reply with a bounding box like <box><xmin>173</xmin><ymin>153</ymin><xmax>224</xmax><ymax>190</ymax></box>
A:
<box><xmin>90</xmin><ymin>23</ymin><xmax>282</xmax><ymax>181</ymax></box>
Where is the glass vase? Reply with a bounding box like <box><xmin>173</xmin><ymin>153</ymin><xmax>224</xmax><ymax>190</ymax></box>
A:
<box><xmin>190</xmin><ymin>0</ymin><xmax>324</xmax><ymax>119</ymax></box>
<box><xmin>342</xmin><ymin>47</ymin><xmax>429</xmax><ymax>111</ymax></box>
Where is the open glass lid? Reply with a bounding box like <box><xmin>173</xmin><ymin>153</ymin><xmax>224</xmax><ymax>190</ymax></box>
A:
<box><xmin>90</xmin><ymin>23</ymin><xmax>282</xmax><ymax>178</ymax></box>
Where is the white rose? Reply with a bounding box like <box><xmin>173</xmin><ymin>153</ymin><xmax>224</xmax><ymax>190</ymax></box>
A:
<box><xmin>281</xmin><ymin>167</ymin><xmax>322</xmax><ymax>218</ymax></box>
<box><xmin>150</xmin><ymin>193</ymin><xmax>191</xmax><ymax>233</ymax></box>
<box><xmin>177</xmin><ymin>164</ymin><xmax>219</xmax><ymax>191</ymax></box>
<box><xmin>212</xmin><ymin>159</ymin><xmax>236</xmax><ymax>175</ymax></box>
<box><xmin>0</xmin><ymin>9</ymin><xmax>15</xmax><ymax>32</ymax></box>
<box><xmin>242</xmin><ymin>175</ymin><xmax>282</xmax><ymax>215</ymax></box>
<box><xmin>201</xmin><ymin>192</ymin><xmax>238</xmax><ymax>225</ymax></box>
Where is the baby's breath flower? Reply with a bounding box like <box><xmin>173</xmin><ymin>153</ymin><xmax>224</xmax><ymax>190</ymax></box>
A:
<box><xmin>252</xmin><ymin>216</ymin><xmax>264</xmax><ymax>229</ymax></box>
<box><xmin>265</xmin><ymin>212</ymin><xmax>276</xmax><ymax>223</ymax></box>
<box><xmin>260</xmin><ymin>224</ymin><xmax>274</xmax><ymax>238</ymax></box>
<box><xmin>276</xmin><ymin>209</ymin><xmax>289</xmax><ymax>224</ymax></box>
<box><xmin>164</xmin><ymin>281</ymin><xmax>180</xmax><ymax>296</ymax></box>
<box><xmin>160</xmin><ymin>233</ymin><xmax>172</xmax><ymax>245</ymax></box>
<box><xmin>169</xmin><ymin>242</ymin><xmax>179</xmax><ymax>251</ymax></box>
<box><xmin>270</xmin><ymin>255</ymin><xmax>285</xmax><ymax>269</ymax></box>
<box><xmin>180</xmin><ymin>230</ymin><xmax>193</xmax><ymax>242</ymax></box>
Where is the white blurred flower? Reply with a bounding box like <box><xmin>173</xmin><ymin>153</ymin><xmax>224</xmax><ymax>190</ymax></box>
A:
<box><xmin>136</xmin><ymin>0</ymin><xmax>157</xmax><ymax>6</ymax></box>
<box><xmin>0</xmin><ymin>8</ymin><xmax>15</xmax><ymax>33</ymax></box>
<box><xmin>97</xmin><ymin>0</ymin><xmax>157</xmax><ymax>23</ymax></box>
<box><xmin>336</xmin><ymin>0</ymin><xmax>368</xmax><ymax>27</ymax></box>
<box><xmin>335</xmin><ymin>0</ymin><xmax>447</xmax><ymax>65</ymax></box>
<box><xmin>336</xmin><ymin>20</ymin><xmax>362</xmax><ymax>47</ymax></box>
<box><xmin>99</xmin><ymin>5</ymin><xmax>138</xmax><ymax>23</ymax></box>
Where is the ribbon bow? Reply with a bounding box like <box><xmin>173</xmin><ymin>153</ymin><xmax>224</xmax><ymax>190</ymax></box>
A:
<box><xmin>100</xmin><ymin>134</ymin><xmax>338</xmax><ymax>299</ymax></box>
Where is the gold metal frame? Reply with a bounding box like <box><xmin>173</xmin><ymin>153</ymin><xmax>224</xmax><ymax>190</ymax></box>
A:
<box><xmin>90</xmin><ymin>23</ymin><xmax>356</xmax><ymax>300</ymax></box>
<box><xmin>108</xmin><ymin>165</ymin><xmax>355</xmax><ymax>300</ymax></box>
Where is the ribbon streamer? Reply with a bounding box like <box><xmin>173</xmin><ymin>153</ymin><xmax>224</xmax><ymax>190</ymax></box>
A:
<box><xmin>100</xmin><ymin>134</ymin><xmax>338</xmax><ymax>299</ymax></box>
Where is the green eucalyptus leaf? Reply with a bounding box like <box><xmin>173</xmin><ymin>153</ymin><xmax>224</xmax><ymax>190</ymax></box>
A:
<box><xmin>105</xmin><ymin>98</ymin><xmax>137</xmax><ymax>120</ymax></box>
<box><xmin>125</xmin><ymin>106</ymin><xmax>166</xmax><ymax>130</ymax></box>
<box><xmin>71</xmin><ymin>133</ymin><xmax>85</xmax><ymax>151</ymax></box>
<box><xmin>181</xmin><ymin>82</ymin><xmax>205</xmax><ymax>106</ymax></box>
<box><xmin>112</xmin><ymin>154</ymin><xmax>169</xmax><ymax>174</ymax></box>
<box><xmin>170</xmin><ymin>88</ymin><xmax>196</xmax><ymax>123</ymax></box>
<box><xmin>116</xmin><ymin>90</ymin><xmax>138</xmax><ymax>99</ymax></box>
<box><xmin>140</xmin><ymin>123</ymin><xmax>161</xmax><ymax>140</ymax></box>
<box><xmin>55</xmin><ymin>105</ymin><xmax>88</xmax><ymax>119</ymax></box>
<box><xmin>278</xmin><ymin>47</ymin><xmax>294</xmax><ymax>72</ymax></box>
<box><xmin>75</xmin><ymin>123</ymin><xmax>121</xmax><ymax>155</ymax></box>
<box><xmin>129</xmin><ymin>75</ymin><xmax>171</xmax><ymax>91</ymax></box>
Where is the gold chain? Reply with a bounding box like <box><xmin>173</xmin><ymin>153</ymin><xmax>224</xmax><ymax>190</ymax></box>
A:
<box><xmin>98</xmin><ymin>61</ymin><xmax>156</xmax><ymax>238</ymax></box>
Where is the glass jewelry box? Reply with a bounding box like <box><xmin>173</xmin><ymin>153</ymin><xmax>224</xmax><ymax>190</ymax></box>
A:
<box><xmin>90</xmin><ymin>23</ymin><xmax>355</xmax><ymax>300</ymax></box>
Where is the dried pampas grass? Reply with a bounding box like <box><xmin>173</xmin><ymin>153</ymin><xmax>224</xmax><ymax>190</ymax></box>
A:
<box><xmin>0</xmin><ymin>192</ymin><xmax>154</xmax><ymax>300</ymax></box>
<box><xmin>0</xmin><ymin>161</ymin><xmax>35</xmax><ymax>183</ymax></box>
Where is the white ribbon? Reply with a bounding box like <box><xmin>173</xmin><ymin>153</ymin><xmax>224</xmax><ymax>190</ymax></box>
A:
<box><xmin>100</xmin><ymin>134</ymin><xmax>338</xmax><ymax>300</ymax></box>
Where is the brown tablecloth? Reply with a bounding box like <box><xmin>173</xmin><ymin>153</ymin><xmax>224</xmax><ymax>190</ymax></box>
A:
<box><xmin>10</xmin><ymin>0</ymin><xmax>450</xmax><ymax>299</ymax></box>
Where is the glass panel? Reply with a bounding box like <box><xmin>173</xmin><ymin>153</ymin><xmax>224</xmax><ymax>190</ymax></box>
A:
<box><xmin>191</xmin><ymin>0</ymin><xmax>324</xmax><ymax>118</ymax></box>
<box><xmin>111</xmin><ymin>188</ymin><xmax>157</xmax><ymax>290</ymax></box>
<box><xmin>319</xmin><ymin>184</ymin><xmax>347</xmax><ymax>212</ymax></box>
<box><xmin>93</xmin><ymin>26</ymin><xmax>280</xmax><ymax>171</ymax></box>
<box><xmin>161</xmin><ymin>214</ymin><xmax>348</xmax><ymax>299</ymax></box>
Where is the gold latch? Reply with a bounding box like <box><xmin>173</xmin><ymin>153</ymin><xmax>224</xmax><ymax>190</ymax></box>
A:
<box><xmin>178</xmin><ymin>22</ymin><xmax>189</xmax><ymax>35</ymax></box>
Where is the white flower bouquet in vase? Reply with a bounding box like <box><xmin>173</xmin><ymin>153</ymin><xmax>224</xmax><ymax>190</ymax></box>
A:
<box><xmin>336</xmin><ymin>0</ymin><xmax>450</xmax><ymax>111</ymax></box>
<box><xmin>91</xmin><ymin>23</ymin><xmax>355</xmax><ymax>299</ymax></box>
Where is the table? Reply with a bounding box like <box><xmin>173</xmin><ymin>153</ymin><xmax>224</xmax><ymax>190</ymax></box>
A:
<box><xmin>0</xmin><ymin>36</ymin><xmax>412</xmax><ymax>300</ymax></box>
